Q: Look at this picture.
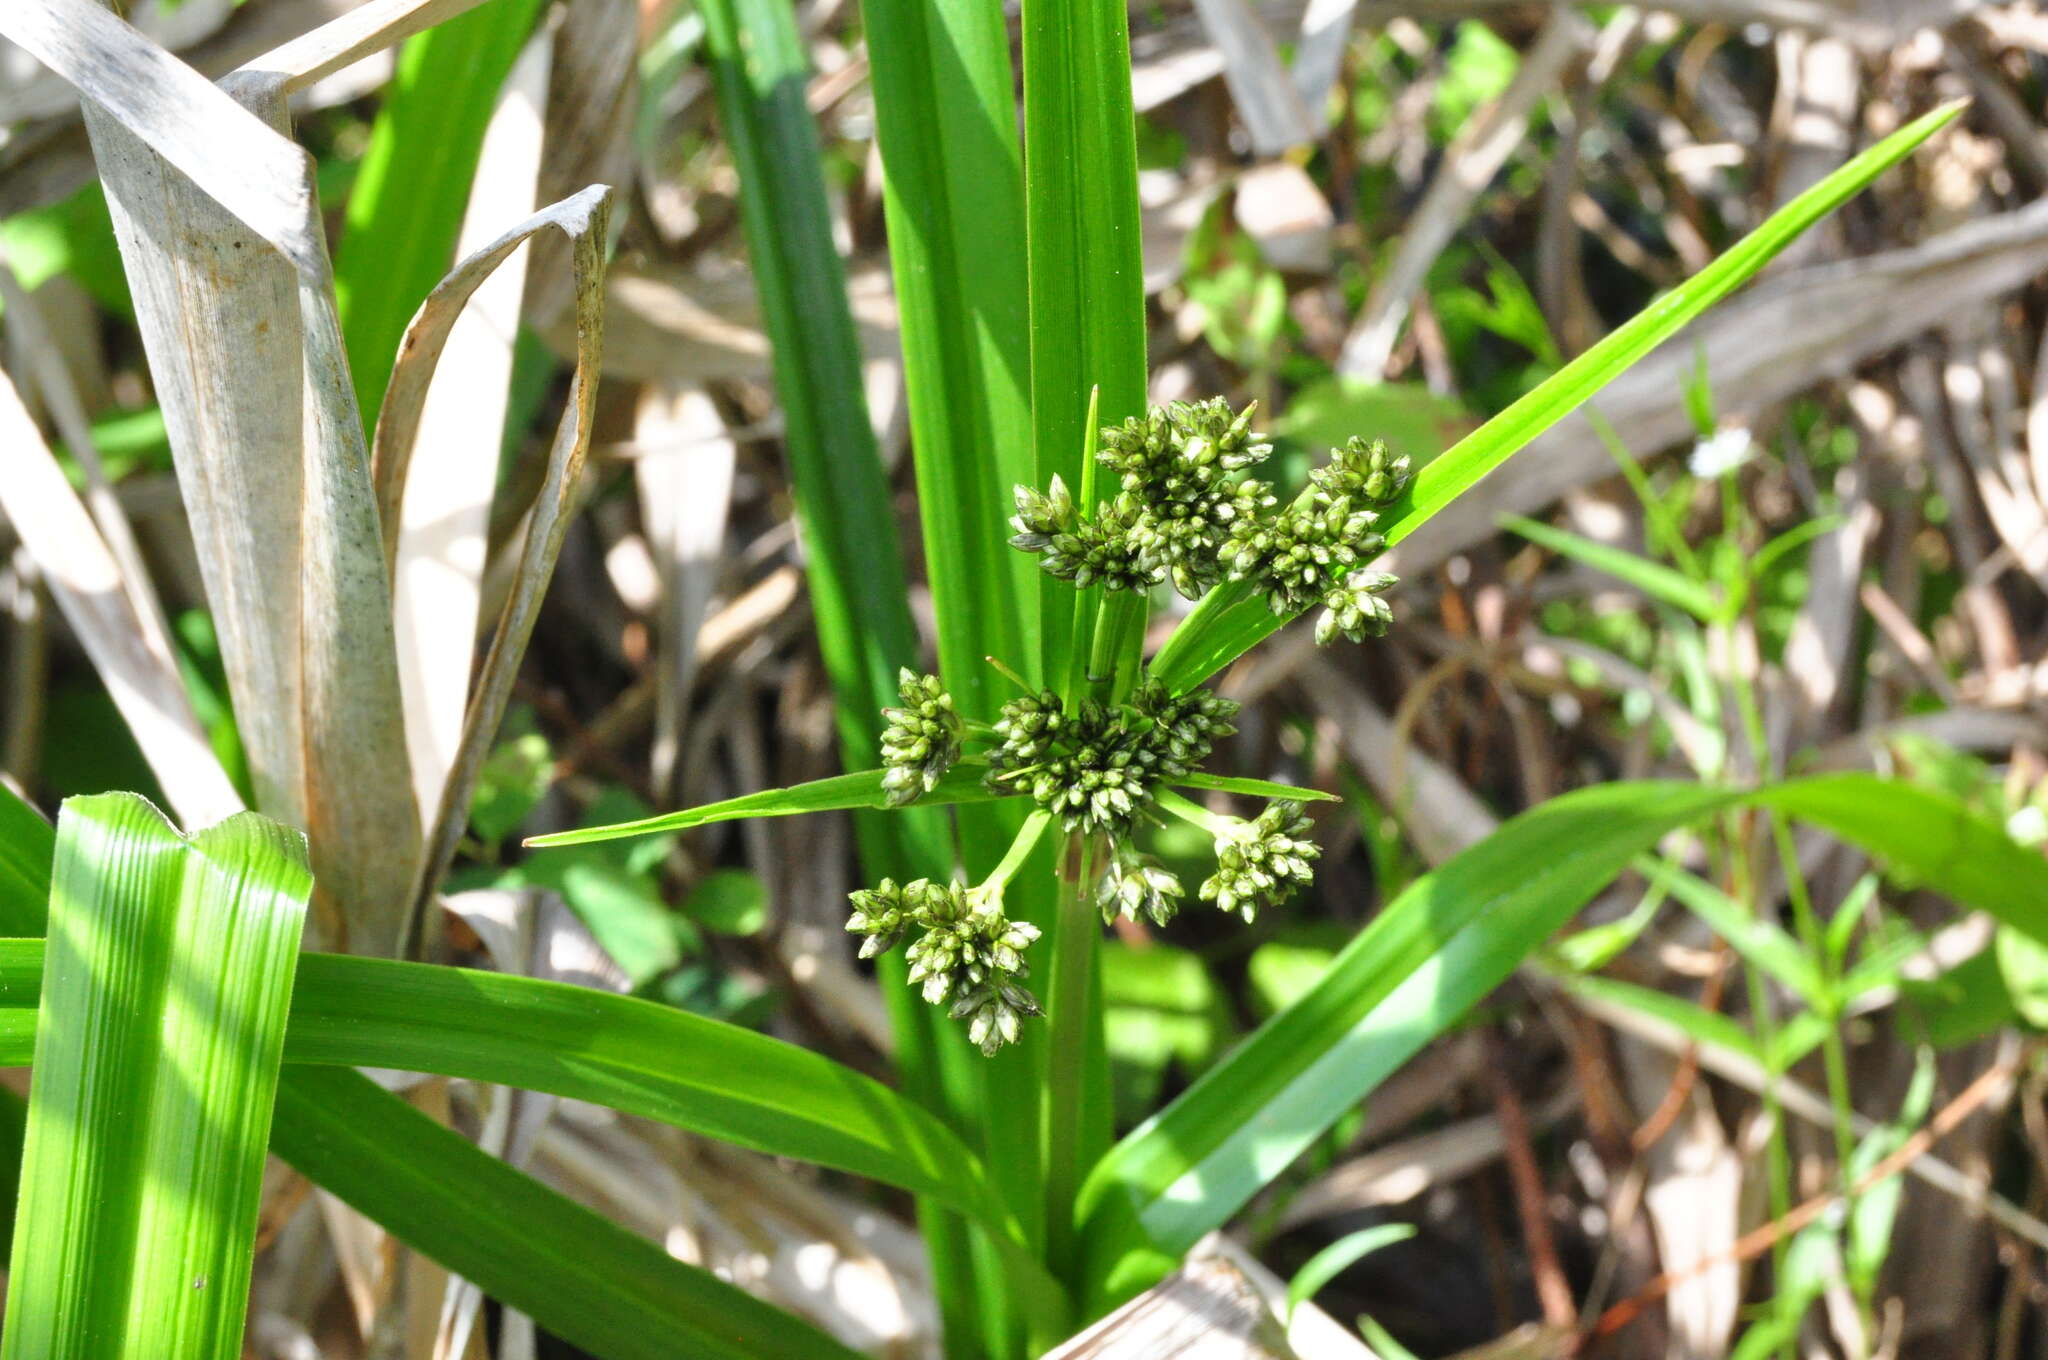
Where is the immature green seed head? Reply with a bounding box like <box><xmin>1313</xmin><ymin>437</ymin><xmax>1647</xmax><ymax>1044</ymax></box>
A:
<box><xmin>879</xmin><ymin>669</ymin><xmax>963</xmax><ymax>807</ymax></box>
<box><xmin>1313</xmin><ymin>436</ymin><xmax>1412</xmax><ymax>507</ymax></box>
<box><xmin>1097</xmin><ymin>846</ymin><xmax>1185</xmax><ymax>927</ymax></box>
<box><xmin>1315</xmin><ymin>570</ymin><xmax>1399</xmax><ymax>646</ymax></box>
<box><xmin>1199</xmin><ymin>800</ymin><xmax>1320</xmax><ymax>922</ymax></box>
<box><xmin>895</xmin><ymin>881</ymin><xmax>1044</xmax><ymax>1054</ymax></box>
<box><xmin>985</xmin><ymin>684</ymin><xmax>1239</xmax><ymax>836</ymax></box>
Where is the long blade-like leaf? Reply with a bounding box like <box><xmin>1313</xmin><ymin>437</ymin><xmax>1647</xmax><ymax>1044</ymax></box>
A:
<box><xmin>524</xmin><ymin>762</ymin><xmax>1008</xmax><ymax>847</ymax></box>
<box><xmin>1021</xmin><ymin>0</ymin><xmax>1148</xmax><ymax>675</ymax></box>
<box><xmin>1</xmin><ymin>794</ymin><xmax>309</xmax><ymax>1360</ymax></box>
<box><xmin>0</xmin><ymin>791</ymin><xmax>1061</xmax><ymax>1352</ymax></box>
<box><xmin>1077</xmin><ymin>770</ymin><xmax>2048</xmax><ymax>1304</ymax></box>
<box><xmin>0</xmin><ymin>944</ymin><xmax>1024</xmax><ymax>1246</ymax></box>
<box><xmin>863</xmin><ymin>0</ymin><xmax>1038</xmax><ymax>707</ymax></box>
<box><xmin>688</xmin><ymin>13</ymin><xmax>982</xmax><ymax>1307</ymax></box>
<box><xmin>270</xmin><ymin>1065</ymin><xmax>864</xmax><ymax>1360</ymax></box>
<box><xmin>1148</xmin><ymin>101</ymin><xmax>1966</xmax><ymax>693</ymax></box>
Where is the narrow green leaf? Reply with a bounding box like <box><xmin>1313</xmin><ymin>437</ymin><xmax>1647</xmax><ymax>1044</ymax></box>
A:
<box><xmin>0</xmin><ymin>792</ymin><xmax>51</xmax><ymax>938</ymax></box>
<box><xmin>1022</xmin><ymin>0</ymin><xmax>1147</xmax><ymax>680</ymax></box>
<box><xmin>524</xmin><ymin>762</ymin><xmax>1006</xmax><ymax>847</ymax></box>
<box><xmin>0</xmin><ymin>944</ymin><xmax>1020</xmax><ymax>1245</ymax></box>
<box><xmin>1171</xmin><ymin>773</ymin><xmax>1340</xmax><ymax>803</ymax></box>
<box><xmin>1503</xmin><ymin>515</ymin><xmax>1722</xmax><ymax>622</ymax></box>
<box><xmin>1556</xmin><ymin>973</ymin><xmax>1765</xmax><ymax>1064</ymax></box>
<box><xmin>697</xmin><ymin>0</ymin><xmax>924</xmax><ymax>759</ymax></box>
<box><xmin>863</xmin><ymin>0</ymin><xmax>1037</xmax><ymax>705</ymax></box>
<box><xmin>1148</xmin><ymin>101</ymin><xmax>1965</xmax><ymax>693</ymax></box>
<box><xmin>1285</xmin><ymin>1224</ymin><xmax>1414</xmax><ymax>1320</ymax></box>
<box><xmin>1638</xmin><ymin>858</ymin><xmax>1824</xmax><ymax>1002</ymax></box>
<box><xmin>270</xmin><ymin>1066</ymin><xmax>864</xmax><ymax>1360</ymax></box>
<box><xmin>334</xmin><ymin>0</ymin><xmax>547</xmax><ymax>417</ymax></box>
<box><xmin>1020</xmin><ymin>0</ymin><xmax>1147</xmax><ymax>1286</ymax></box>
<box><xmin>1079</xmin><ymin>768</ymin><xmax>2047</xmax><ymax>1304</ymax></box>
<box><xmin>0</xmin><ymin>786</ymin><xmax>1056</xmax><ymax>1351</ymax></box>
<box><xmin>1751</xmin><ymin>774</ymin><xmax>2048</xmax><ymax>949</ymax></box>
<box><xmin>3</xmin><ymin>794</ymin><xmax>309</xmax><ymax>1360</ymax></box>
<box><xmin>691</xmin><ymin>1</ymin><xmax>1027</xmax><ymax>1340</ymax></box>
<box><xmin>1076</xmin><ymin>781</ymin><xmax>1739</xmax><ymax>1300</ymax></box>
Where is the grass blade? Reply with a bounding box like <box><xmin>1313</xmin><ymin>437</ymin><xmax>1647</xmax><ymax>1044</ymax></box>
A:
<box><xmin>1077</xmin><ymin>769</ymin><xmax>2048</xmax><ymax>1303</ymax></box>
<box><xmin>2</xmin><ymin>793</ymin><xmax>309</xmax><ymax>1359</ymax></box>
<box><xmin>1149</xmin><ymin>101</ymin><xmax>1966</xmax><ymax>693</ymax></box>
<box><xmin>523</xmin><ymin>762</ymin><xmax>1008</xmax><ymax>847</ymax></box>
<box><xmin>1021</xmin><ymin>0</ymin><xmax>1148</xmax><ymax>678</ymax></box>
<box><xmin>689</xmin><ymin>5</ymin><xmax>1003</xmax><ymax>1340</ymax></box>
<box><xmin>1503</xmin><ymin>514</ymin><xmax>1723</xmax><ymax>622</ymax></box>
<box><xmin>863</xmin><ymin>0</ymin><xmax>1038</xmax><ymax>706</ymax></box>
<box><xmin>270</xmin><ymin>1066</ymin><xmax>866</xmax><ymax>1360</ymax></box>
<box><xmin>1019</xmin><ymin>0</ymin><xmax>1149</xmax><ymax>1285</ymax></box>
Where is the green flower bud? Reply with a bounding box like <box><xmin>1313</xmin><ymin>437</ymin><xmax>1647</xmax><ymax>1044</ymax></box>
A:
<box><xmin>1096</xmin><ymin>846</ymin><xmax>1184</xmax><ymax>926</ymax></box>
<box><xmin>1314</xmin><ymin>570</ymin><xmax>1398</xmax><ymax>646</ymax></box>
<box><xmin>879</xmin><ymin>669</ymin><xmax>964</xmax><ymax>806</ymax></box>
<box><xmin>1199</xmin><ymin>800</ymin><xmax>1319</xmax><ymax>922</ymax></box>
<box><xmin>888</xmin><ymin>879</ymin><xmax>1044</xmax><ymax>1054</ymax></box>
<box><xmin>1312</xmin><ymin>436</ymin><xmax>1412</xmax><ymax>507</ymax></box>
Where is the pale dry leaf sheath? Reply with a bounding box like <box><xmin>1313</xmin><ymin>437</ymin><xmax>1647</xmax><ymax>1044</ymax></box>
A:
<box><xmin>0</xmin><ymin>367</ymin><xmax>243</xmax><ymax>827</ymax></box>
<box><xmin>391</xmin><ymin>24</ymin><xmax>554</xmax><ymax>827</ymax></box>
<box><xmin>379</xmin><ymin>183</ymin><xmax>615</xmax><ymax>955</ymax></box>
<box><xmin>46</xmin><ymin>23</ymin><xmax>422</xmax><ymax>951</ymax></box>
<box><xmin>74</xmin><ymin>96</ymin><xmax>311</xmax><ymax>840</ymax></box>
<box><xmin>233</xmin><ymin>0</ymin><xmax>500</xmax><ymax>95</ymax></box>
<box><xmin>0</xmin><ymin>0</ymin><xmax>321</xmax><ymax>276</ymax></box>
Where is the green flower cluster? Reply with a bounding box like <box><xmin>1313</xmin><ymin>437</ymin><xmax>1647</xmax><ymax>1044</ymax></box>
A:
<box><xmin>846</xmin><ymin>877</ymin><xmax>1042</xmax><ymax>1054</ymax></box>
<box><xmin>1010</xmin><ymin>406</ymin><xmax>1412</xmax><ymax>648</ymax></box>
<box><xmin>879</xmin><ymin>669</ymin><xmax>963</xmax><ymax>807</ymax></box>
<box><xmin>1218</xmin><ymin>435</ymin><xmax>1411</xmax><ymax>644</ymax></box>
<box><xmin>984</xmin><ymin>681</ymin><xmax>1239</xmax><ymax>835</ymax></box>
<box><xmin>1012</xmin><ymin>399</ymin><xmax>1275</xmax><ymax>599</ymax></box>
<box><xmin>1200</xmin><ymin>800</ymin><xmax>1320</xmax><ymax>922</ymax></box>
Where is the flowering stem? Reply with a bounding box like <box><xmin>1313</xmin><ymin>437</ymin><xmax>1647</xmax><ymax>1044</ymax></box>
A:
<box><xmin>1087</xmin><ymin>589</ymin><xmax>1145</xmax><ymax>703</ymax></box>
<box><xmin>1040</xmin><ymin>829</ymin><xmax>1101</xmax><ymax>1284</ymax></box>
<box><xmin>980</xmin><ymin>808</ymin><xmax>1052</xmax><ymax>895</ymax></box>
<box><xmin>1154</xmin><ymin>785</ymin><xmax>1234</xmax><ymax>837</ymax></box>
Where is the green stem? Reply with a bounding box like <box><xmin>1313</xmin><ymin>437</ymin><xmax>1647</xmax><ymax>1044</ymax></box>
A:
<box><xmin>980</xmin><ymin>810</ymin><xmax>1053</xmax><ymax>895</ymax></box>
<box><xmin>1039</xmin><ymin>831</ymin><xmax>1100</xmax><ymax>1301</ymax></box>
<box><xmin>1154</xmin><ymin>786</ymin><xmax>1234</xmax><ymax>838</ymax></box>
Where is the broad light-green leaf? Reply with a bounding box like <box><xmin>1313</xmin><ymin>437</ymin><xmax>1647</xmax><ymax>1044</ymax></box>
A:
<box><xmin>2</xmin><ymin>794</ymin><xmax>309</xmax><ymax>1360</ymax></box>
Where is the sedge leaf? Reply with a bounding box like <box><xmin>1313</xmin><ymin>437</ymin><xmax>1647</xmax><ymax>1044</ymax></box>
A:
<box><xmin>525</xmin><ymin>761</ymin><xmax>1006</xmax><ymax>847</ymax></box>
<box><xmin>271</xmin><ymin>1066</ymin><xmax>864</xmax><ymax>1360</ymax></box>
<box><xmin>1172</xmin><ymin>773</ymin><xmax>1339</xmax><ymax>803</ymax></box>
<box><xmin>1078</xmin><ymin>769</ymin><xmax>2047</xmax><ymax>1304</ymax></box>
<box><xmin>1149</xmin><ymin>101</ymin><xmax>1965</xmax><ymax>693</ymax></box>
<box><xmin>3</xmin><ymin>794</ymin><xmax>309</xmax><ymax>1360</ymax></box>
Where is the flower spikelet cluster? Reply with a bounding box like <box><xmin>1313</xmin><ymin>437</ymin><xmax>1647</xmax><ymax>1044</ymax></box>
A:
<box><xmin>1096</xmin><ymin>399</ymin><xmax>1278</xmax><ymax>598</ymax></box>
<box><xmin>1010</xmin><ymin>400</ymin><xmax>1278</xmax><ymax>601</ymax></box>
<box><xmin>1219</xmin><ymin>435</ymin><xmax>1411</xmax><ymax>643</ymax></box>
<box><xmin>985</xmin><ymin>683</ymin><xmax>1240</xmax><ymax>835</ymax></box>
<box><xmin>879</xmin><ymin>669</ymin><xmax>962</xmax><ymax>807</ymax></box>
<box><xmin>1200</xmin><ymin>800</ymin><xmax>1320</xmax><ymax>922</ymax></box>
<box><xmin>847</xmin><ymin>878</ymin><xmax>1042</xmax><ymax>1054</ymax></box>
<box><xmin>1097</xmin><ymin>845</ymin><xmax>1184</xmax><ymax>926</ymax></box>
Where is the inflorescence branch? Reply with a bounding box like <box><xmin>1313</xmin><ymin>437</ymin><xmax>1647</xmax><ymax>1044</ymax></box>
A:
<box><xmin>848</xmin><ymin>398</ymin><xmax>1403</xmax><ymax>1053</ymax></box>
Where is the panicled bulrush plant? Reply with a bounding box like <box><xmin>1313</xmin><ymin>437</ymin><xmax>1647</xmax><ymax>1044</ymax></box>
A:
<box><xmin>844</xmin><ymin>397</ymin><xmax>1410</xmax><ymax>1051</ymax></box>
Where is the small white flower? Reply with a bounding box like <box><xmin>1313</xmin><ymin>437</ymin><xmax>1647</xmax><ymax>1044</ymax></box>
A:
<box><xmin>1688</xmin><ymin>426</ymin><xmax>1754</xmax><ymax>479</ymax></box>
<box><xmin>2006</xmin><ymin>803</ymin><xmax>2048</xmax><ymax>847</ymax></box>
